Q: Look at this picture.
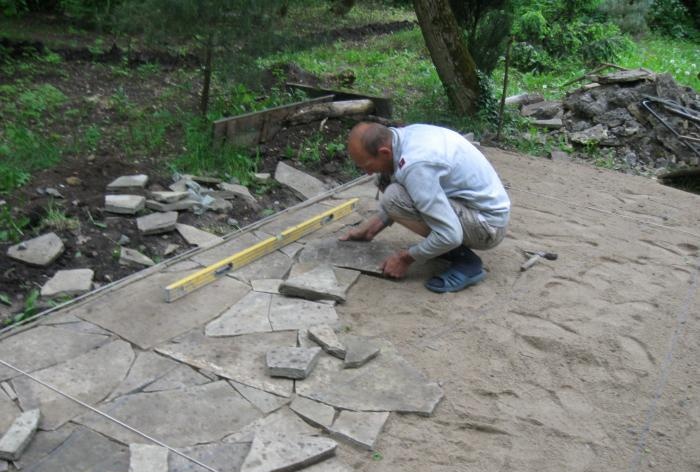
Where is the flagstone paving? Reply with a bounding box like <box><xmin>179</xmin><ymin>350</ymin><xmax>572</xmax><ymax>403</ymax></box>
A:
<box><xmin>0</xmin><ymin>188</ymin><xmax>449</xmax><ymax>471</ymax></box>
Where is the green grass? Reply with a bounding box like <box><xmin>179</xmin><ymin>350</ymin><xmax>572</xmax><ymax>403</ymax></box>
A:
<box><xmin>618</xmin><ymin>36</ymin><xmax>700</xmax><ymax>91</ymax></box>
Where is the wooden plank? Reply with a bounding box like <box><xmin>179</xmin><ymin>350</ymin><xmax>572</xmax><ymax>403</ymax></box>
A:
<box><xmin>212</xmin><ymin>95</ymin><xmax>335</xmax><ymax>147</ymax></box>
<box><xmin>286</xmin><ymin>82</ymin><xmax>393</xmax><ymax>118</ymax></box>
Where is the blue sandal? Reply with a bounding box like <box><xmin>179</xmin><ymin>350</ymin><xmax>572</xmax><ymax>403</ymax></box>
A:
<box><xmin>425</xmin><ymin>266</ymin><xmax>486</xmax><ymax>293</ymax></box>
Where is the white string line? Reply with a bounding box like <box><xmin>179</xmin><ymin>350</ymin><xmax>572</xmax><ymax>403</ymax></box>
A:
<box><xmin>628</xmin><ymin>254</ymin><xmax>700</xmax><ymax>472</ymax></box>
<box><xmin>0</xmin><ymin>359</ymin><xmax>220</xmax><ymax>472</ymax></box>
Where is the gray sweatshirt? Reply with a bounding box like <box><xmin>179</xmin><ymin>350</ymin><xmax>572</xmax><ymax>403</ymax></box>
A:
<box><xmin>378</xmin><ymin>124</ymin><xmax>510</xmax><ymax>263</ymax></box>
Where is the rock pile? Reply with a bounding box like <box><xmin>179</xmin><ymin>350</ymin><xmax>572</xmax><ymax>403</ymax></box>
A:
<box><xmin>516</xmin><ymin>69</ymin><xmax>700</xmax><ymax>174</ymax></box>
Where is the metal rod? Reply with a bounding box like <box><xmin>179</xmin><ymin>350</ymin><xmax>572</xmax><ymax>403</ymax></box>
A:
<box><xmin>641</xmin><ymin>99</ymin><xmax>700</xmax><ymax>159</ymax></box>
<box><xmin>0</xmin><ymin>359</ymin><xmax>220</xmax><ymax>472</ymax></box>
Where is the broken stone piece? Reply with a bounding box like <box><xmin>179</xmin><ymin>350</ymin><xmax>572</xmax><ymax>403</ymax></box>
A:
<box><xmin>597</xmin><ymin>68</ymin><xmax>653</xmax><ymax>84</ymax></box>
<box><xmin>328</xmin><ymin>410</ymin><xmax>389</xmax><ymax>451</ymax></box>
<box><xmin>120</xmin><ymin>247</ymin><xmax>155</xmax><ymax>267</ymax></box>
<box><xmin>279</xmin><ymin>265</ymin><xmax>347</xmax><ymax>302</ymax></box>
<box><xmin>275</xmin><ymin>161</ymin><xmax>328</xmax><ymax>200</ymax></box>
<box><xmin>250</xmin><ymin>279</ymin><xmax>283</xmax><ymax>294</ymax></box>
<box><xmin>136</xmin><ymin>211</ymin><xmax>178</xmax><ymax>235</ymax></box>
<box><xmin>219</xmin><ymin>182</ymin><xmax>259</xmax><ymax>208</ymax></box>
<box><xmin>520</xmin><ymin>100</ymin><xmax>562</xmax><ymax>119</ymax></box>
<box><xmin>105</xmin><ymin>195</ymin><xmax>146</xmax><ymax>214</ymax></box>
<box><xmin>0</xmin><ymin>409</ymin><xmax>41</xmax><ymax>461</ymax></box>
<box><xmin>107</xmin><ymin>174</ymin><xmax>149</xmax><ymax>191</ymax></box>
<box><xmin>146</xmin><ymin>199</ymin><xmax>198</xmax><ymax>212</ymax></box>
<box><xmin>209</xmin><ymin>198</ymin><xmax>233</xmax><ymax>213</ymax></box>
<box><xmin>570</xmin><ymin>124</ymin><xmax>608</xmax><ymax>145</ymax></box>
<box><xmin>128</xmin><ymin>444</ymin><xmax>168</xmax><ymax>472</ymax></box>
<box><xmin>148</xmin><ymin>191</ymin><xmax>189</xmax><ymax>203</ymax></box>
<box><xmin>266</xmin><ymin>347</ymin><xmax>322</xmax><ymax>380</ymax></box>
<box><xmin>176</xmin><ymin>224</ymin><xmax>223</xmax><ymax>247</ymax></box>
<box><xmin>7</xmin><ymin>233</ymin><xmax>64</xmax><ymax>267</ymax></box>
<box><xmin>230</xmin><ymin>381</ymin><xmax>290</xmax><ymax>414</ymax></box>
<box><xmin>240</xmin><ymin>434</ymin><xmax>337</xmax><ymax>472</ymax></box>
<box><xmin>290</xmin><ymin>395</ymin><xmax>335</xmax><ymax>429</ymax></box>
<box><xmin>342</xmin><ymin>335</ymin><xmax>381</xmax><ymax>369</ymax></box>
<box><xmin>40</xmin><ymin>269</ymin><xmax>94</xmax><ymax>298</ymax></box>
<box><xmin>0</xmin><ymin>383</ymin><xmax>16</xmax><ymax>401</ymax></box>
<box><xmin>531</xmin><ymin>118</ymin><xmax>563</xmax><ymax>129</ymax></box>
<box><xmin>308</xmin><ymin>325</ymin><xmax>346</xmax><ymax>359</ymax></box>
<box><xmin>254</xmin><ymin>173</ymin><xmax>271</xmax><ymax>181</ymax></box>
<box><xmin>163</xmin><ymin>244</ymin><xmax>179</xmax><ymax>256</ymax></box>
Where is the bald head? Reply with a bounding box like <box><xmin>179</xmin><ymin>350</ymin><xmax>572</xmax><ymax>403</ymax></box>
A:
<box><xmin>347</xmin><ymin>122</ymin><xmax>394</xmax><ymax>175</ymax></box>
<box><xmin>349</xmin><ymin>122</ymin><xmax>393</xmax><ymax>157</ymax></box>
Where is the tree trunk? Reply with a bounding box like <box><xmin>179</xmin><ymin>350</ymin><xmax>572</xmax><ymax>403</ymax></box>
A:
<box><xmin>200</xmin><ymin>35</ymin><xmax>213</xmax><ymax>117</ymax></box>
<box><xmin>413</xmin><ymin>0</ymin><xmax>480</xmax><ymax>115</ymax></box>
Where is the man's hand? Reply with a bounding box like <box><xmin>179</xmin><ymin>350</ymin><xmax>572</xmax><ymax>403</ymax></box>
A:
<box><xmin>381</xmin><ymin>250</ymin><xmax>414</xmax><ymax>279</ymax></box>
<box><xmin>339</xmin><ymin>214</ymin><xmax>387</xmax><ymax>242</ymax></box>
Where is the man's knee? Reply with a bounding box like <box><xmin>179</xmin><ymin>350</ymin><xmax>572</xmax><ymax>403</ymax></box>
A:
<box><xmin>380</xmin><ymin>183</ymin><xmax>420</xmax><ymax>221</ymax></box>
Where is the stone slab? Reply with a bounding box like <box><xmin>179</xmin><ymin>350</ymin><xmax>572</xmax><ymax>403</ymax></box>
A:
<box><xmin>520</xmin><ymin>100</ymin><xmax>562</xmax><ymax>119</ymax></box>
<box><xmin>0</xmin><ymin>382</ymin><xmax>16</xmax><ymax>401</ymax></box>
<box><xmin>119</xmin><ymin>247</ymin><xmax>155</xmax><ymax>267</ymax></box>
<box><xmin>219</xmin><ymin>182</ymin><xmax>259</xmax><ymax>207</ymax></box>
<box><xmin>129</xmin><ymin>444</ymin><xmax>168</xmax><ymax>472</ymax></box>
<box><xmin>289</xmin><ymin>264</ymin><xmax>360</xmax><ymax>296</ymax></box>
<box><xmin>156</xmin><ymin>330</ymin><xmax>295</xmax><ymax>397</ymax></box>
<box><xmin>298</xmin><ymin>343</ymin><xmax>443</xmax><ymax>416</ymax></box>
<box><xmin>0</xmin><ymin>408</ymin><xmax>40</xmax><ymax>460</ymax></box>
<box><xmin>328</xmin><ymin>410</ymin><xmax>389</xmax><ymax>451</ymax></box>
<box><xmin>73</xmin><ymin>270</ymin><xmax>250</xmax><ymax>349</ymax></box>
<box><xmin>107</xmin><ymin>174</ymin><xmax>148</xmax><ymax>190</ymax></box>
<box><xmin>266</xmin><ymin>347</ymin><xmax>322</xmax><ymax>380</ymax></box>
<box><xmin>251</xmin><ymin>279</ymin><xmax>283</xmax><ymax>294</ymax></box>
<box><xmin>297</xmin><ymin>329</ymin><xmax>315</xmax><ymax>349</ymax></box>
<box><xmin>279</xmin><ymin>265</ymin><xmax>346</xmax><ymax>302</ymax></box>
<box><xmin>308</xmin><ymin>325</ymin><xmax>346</xmax><ymax>359</ymax></box>
<box><xmin>149</xmin><ymin>190</ymin><xmax>189</xmax><ymax>203</ymax></box>
<box><xmin>175</xmin><ymin>223</ymin><xmax>223</xmax><ymax>248</ymax></box>
<box><xmin>269</xmin><ymin>296</ymin><xmax>339</xmax><ymax>331</ymax></box>
<box><xmin>40</xmin><ymin>269</ymin><xmax>94</xmax><ymax>298</ymax></box>
<box><xmin>224</xmin><ymin>407</ymin><xmax>318</xmax><ymax>444</ymax></box>
<box><xmin>12</xmin><ymin>425</ymin><xmax>75</xmax><ymax>470</ymax></box>
<box><xmin>107</xmin><ymin>351</ymin><xmax>179</xmax><ymax>400</ymax></box>
<box><xmin>146</xmin><ymin>199</ymin><xmax>198</xmax><ymax>212</ymax></box>
<box><xmin>0</xmin><ymin>326</ymin><xmax>109</xmax><ymax>381</ymax></box>
<box><xmin>169</xmin><ymin>442</ymin><xmax>251</xmax><ymax>472</ymax></box>
<box><xmin>342</xmin><ymin>335</ymin><xmax>381</xmax><ymax>369</ymax></box>
<box><xmin>13</xmin><ymin>340</ymin><xmax>134</xmax><ymax>430</ymax></box>
<box><xmin>240</xmin><ymin>434</ymin><xmax>337</xmax><ymax>472</ymax></box>
<box><xmin>274</xmin><ymin>161</ymin><xmax>328</xmax><ymax>200</ymax></box>
<box><xmin>230</xmin><ymin>380</ymin><xmax>290</xmax><ymax>414</ymax></box>
<box><xmin>298</xmin><ymin>238</ymin><xmax>396</xmax><ymax>275</ymax></box>
<box><xmin>290</xmin><ymin>395</ymin><xmax>335</xmax><ymax>429</ymax></box>
<box><xmin>142</xmin><ymin>364</ymin><xmax>210</xmax><ymax>392</ymax></box>
<box><xmin>7</xmin><ymin>232</ymin><xmax>64</xmax><ymax>267</ymax></box>
<box><xmin>76</xmin><ymin>381</ymin><xmax>260</xmax><ymax>447</ymax></box>
<box><xmin>532</xmin><ymin>118</ymin><xmax>563</xmax><ymax>129</ymax></box>
<box><xmin>105</xmin><ymin>195</ymin><xmax>146</xmax><ymax>214</ymax></box>
<box><xmin>26</xmin><ymin>427</ymin><xmax>129</xmax><ymax>472</ymax></box>
<box><xmin>229</xmin><ymin>252</ymin><xmax>293</xmax><ymax>284</ymax></box>
<box><xmin>136</xmin><ymin>211</ymin><xmax>178</xmax><ymax>235</ymax></box>
<box><xmin>205</xmin><ymin>291</ymin><xmax>273</xmax><ymax>337</ymax></box>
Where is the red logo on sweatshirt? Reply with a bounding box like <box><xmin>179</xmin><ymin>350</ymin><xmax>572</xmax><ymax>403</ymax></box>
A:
<box><xmin>398</xmin><ymin>157</ymin><xmax>405</xmax><ymax>169</ymax></box>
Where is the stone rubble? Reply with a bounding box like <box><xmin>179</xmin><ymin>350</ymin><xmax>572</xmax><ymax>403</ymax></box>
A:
<box><xmin>308</xmin><ymin>325</ymin><xmax>346</xmax><ymax>359</ymax></box>
<box><xmin>275</xmin><ymin>161</ymin><xmax>328</xmax><ymax>200</ymax></box>
<box><xmin>136</xmin><ymin>211</ymin><xmax>178</xmax><ymax>235</ymax></box>
<box><xmin>107</xmin><ymin>174</ymin><xmax>149</xmax><ymax>191</ymax></box>
<box><xmin>6</xmin><ymin>233</ymin><xmax>64</xmax><ymax>267</ymax></box>
<box><xmin>0</xmin><ymin>409</ymin><xmax>41</xmax><ymax>461</ymax></box>
<box><xmin>105</xmin><ymin>194</ymin><xmax>146</xmax><ymax>214</ymax></box>
<box><xmin>40</xmin><ymin>268</ymin><xmax>94</xmax><ymax>298</ymax></box>
<box><xmin>119</xmin><ymin>247</ymin><xmax>155</xmax><ymax>267</ymax></box>
<box><xmin>266</xmin><ymin>347</ymin><xmax>322</xmax><ymax>380</ymax></box>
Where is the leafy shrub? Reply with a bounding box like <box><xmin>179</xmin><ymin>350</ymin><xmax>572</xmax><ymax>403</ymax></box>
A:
<box><xmin>647</xmin><ymin>0</ymin><xmax>698</xmax><ymax>39</ymax></box>
<box><xmin>598</xmin><ymin>0</ymin><xmax>652</xmax><ymax>35</ymax></box>
<box><xmin>0</xmin><ymin>0</ymin><xmax>26</xmax><ymax>17</ymax></box>
<box><xmin>0</xmin><ymin>124</ymin><xmax>61</xmax><ymax>192</ymax></box>
<box><xmin>515</xmin><ymin>10</ymin><xmax>549</xmax><ymax>41</ymax></box>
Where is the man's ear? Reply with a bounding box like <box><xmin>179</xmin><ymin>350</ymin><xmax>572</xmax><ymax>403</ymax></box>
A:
<box><xmin>377</xmin><ymin>145</ymin><xmax>392</xmax><ymax>160</ymax></box>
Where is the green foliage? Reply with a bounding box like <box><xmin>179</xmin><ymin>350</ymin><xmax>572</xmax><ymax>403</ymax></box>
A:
<box><xmin>476</xmin><ymin>70</ymin><xmax>499</xmax><ymax>125</ymax></box>
<box><xmin>450</xmin><ymin>0</ymin><xmax>515</xmax><ymax>74</ymax></box>
<box><xmin>170</xmin><ymin>117</ymin><xmax>259</xmax><ymax>185</ymax></box>
<box><xmin>598</xmin><ymin>0</ymin><xmax>652</xmax><ymax>35</ymax></box>
<box><xmin>40</xmin><ymin>201</ymin><xmax>80</xmax><ymax>232</ymax></box>
<box><xmin>0</xmin><ymin>205</ymin><xmax>30</xmax><ymax>243</ymax></box>
<box><xmin>0</xmin><ymin>0</ymin><xmax>27</xmax><ymax>17</ymax></box>
<box><xmin>16</xmin><ymin>84</ymin><xmax>68</xmax><ymax>121</ymax></box>
<box><xmin>0</xmin><ymin>124</ymin><xmax>61</xmax><ymax>192</ymax></box>
<box><xmin>298</xmin><ymin>134</ymin><xmax>323</xmax><ymax>164</ymax></box>
<box><xmin>647</xmin><ymin>0</ymin><xmax>698</xmax><ymax>39</ymax></box>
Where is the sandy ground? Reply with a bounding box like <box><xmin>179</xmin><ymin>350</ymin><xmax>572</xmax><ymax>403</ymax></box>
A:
<box><xmin>331</xmin><ymin>147</ymin><xmax>700</xmax><ymax>471</ymax></box>
<box><xmin>1</xmin><ymin>146</ymin><xmax>698</xmax><ymax>472</ymax></box>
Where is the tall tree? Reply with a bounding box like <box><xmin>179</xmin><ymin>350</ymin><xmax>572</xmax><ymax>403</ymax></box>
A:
<box><xmin>413</xmin><ymin>0</ymin><xmax>480</xmax><ymax>115</ymax></box>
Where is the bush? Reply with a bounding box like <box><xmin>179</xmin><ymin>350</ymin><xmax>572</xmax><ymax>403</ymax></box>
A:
<box><xmin>647</xmin><ymin>0</ymin><xmax>698</xmax><ymax>39</ymax></box>
<box><xmin>598</xmin><ymin>0</ymin><xmax>652</xmax><ymax>35</ymax></box>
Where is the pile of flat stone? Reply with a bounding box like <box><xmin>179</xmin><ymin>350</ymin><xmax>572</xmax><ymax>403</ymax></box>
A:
<box><xmin>509</xmin><ymin>70</ymin><xmax>700</xmax><ymax>172</ymax></box>
<box><xmin>104</xmin><ymin>173</ymin><xmax>267</xmax><ymax>267</ymax></box>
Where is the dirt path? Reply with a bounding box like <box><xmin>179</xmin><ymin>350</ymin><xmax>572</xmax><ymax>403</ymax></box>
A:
<box><xmin>332</xmin><ymin>147</ymin><xmax>700</xmax><ymax>471</ymax></box>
